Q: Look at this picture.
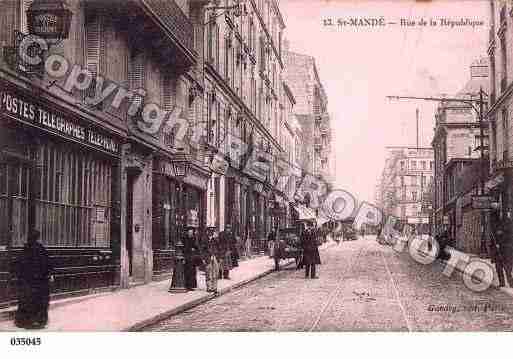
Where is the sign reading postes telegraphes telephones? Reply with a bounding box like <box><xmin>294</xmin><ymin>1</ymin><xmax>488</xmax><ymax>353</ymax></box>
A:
<box><xmin>471</xmin><ymin>195</ymin><xmax>495</xmax><ymax>210</ymax></box>
<box><xmin>0</xmin><ymin>89</ymin><xmax>120</xmax><ymax>155</ymax></box>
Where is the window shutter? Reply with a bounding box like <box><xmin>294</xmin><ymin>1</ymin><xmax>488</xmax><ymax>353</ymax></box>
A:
<box><xmin>162</xmin><ymin>73</ymin><xmax>176</xmax><ymax>147</ymax></box>
<box><xmin>20</xmin><ymin>0</ymin><xmax>32</xmax><ymax>33</ymax></box>
<box><xmin>129</xmin><ymin>50</ymin><xmax>145</xmax><ymax>116</ymax></box>
<box><xmin>85</xmin><ymin>8</ymin><xmax>103</xmax><ymax>107</ymax></box>
<box><xmin>216</xmin><ymin>25</ymin><xmax>220</xmax><ymax>70</ymax></box>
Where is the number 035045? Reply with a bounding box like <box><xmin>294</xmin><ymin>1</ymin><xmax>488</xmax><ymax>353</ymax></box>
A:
<box><xmin>10</xmin><ymin>337</ymin><xmax>41</xmax><ymax>346</ymax></box>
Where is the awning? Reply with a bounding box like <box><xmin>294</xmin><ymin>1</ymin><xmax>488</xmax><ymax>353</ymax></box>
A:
<box><xmin>294</xmin><ymin>204</ymin><xmax>316</xmax><ymax>220</ymax></box>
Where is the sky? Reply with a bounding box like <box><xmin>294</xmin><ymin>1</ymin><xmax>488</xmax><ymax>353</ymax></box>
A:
<box><xmin>279</xmin><ymin>0</ymin><xmax>489</xmax><ymax>204</ymax></box>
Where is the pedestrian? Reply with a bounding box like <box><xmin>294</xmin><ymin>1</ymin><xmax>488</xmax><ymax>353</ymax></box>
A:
<box><xmin>267</xmin><ymin>228</ymin><xmax>277</xmax><ymax>259</ymax></box>
<box><xmin>225</xmin><ymin>224</ymin><xmax>239</xmax><ymax>268</ymax></box>
<box><xmin>15</xmin><ymin>229</ymin><xmax>54</xmax><ymax>330</ymax></box>
<box><xmin>435</xmin><ymin>228</ymin><xmax>452</xmax><ymax>261</ymax></box>
<box><xmin>218</xmin><ymin>227</ymin><xmax>233</xmax><ymax>279</ymax></box>
<box><xmin>490</xmin><ymin>210</ymin><xmax>513</xmax><ymax>287</ymax></box>
<box><xmin>301</xmin><ymin>222</ymin><xmax>321</xmax><ymax>279</ymax></box>
<box><xmin>203</xmin><ymin>227</ymin><xmax>219</xmax><ymax>293</ymax></box>
<box><xmin>183</xmin><ymin>227</ymin><xmax>202</xmax><ymax>291</ymax></box>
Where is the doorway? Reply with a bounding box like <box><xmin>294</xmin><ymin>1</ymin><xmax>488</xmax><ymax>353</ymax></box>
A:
<box><xmin>0</xmin><ymin>150</ymin><xmax>32</xmax><ymax>305</ymax></box>
<box><xmin>126</xmin><ymin>172</ymin><xmax>135</xmax><ymax>278</ymax></box>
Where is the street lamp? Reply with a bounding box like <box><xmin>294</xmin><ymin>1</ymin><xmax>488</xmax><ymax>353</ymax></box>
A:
<box><xmin>169</xmin><ymin>150</ymin><xmax>190</xmax><ymax>293</ymax></box>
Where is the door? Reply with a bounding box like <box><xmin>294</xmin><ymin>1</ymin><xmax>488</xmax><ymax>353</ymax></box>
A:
<box><xmin>126</xmin><ymin>173</ymin><xmax>135</xmax><ymax>277</ymax></box>
<box><xmin>0</xmin><ymin>150</ymin><xmax>31</xmax><ymax>305</ymax></box>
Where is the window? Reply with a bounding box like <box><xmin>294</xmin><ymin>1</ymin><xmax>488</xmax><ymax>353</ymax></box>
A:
<box><xmin>400</xmin><ymin>161</ymin><xmax>405</xmax><ymax>170</ymax></box>
<box><xmin>249</xmin><ymin>17</ymin><xmax>255</xmax><ymax>53</ymax></box>
<box><xmin>35</xmin><ymin>141</ymin><xmax>112</xmax><ymax>247</ymax></box>
<box><xmin>259</xmin><ymin>36</ymin><xmax>266</xmax><ymax>72</ymax></box>
<box><xmin>430</xmin><ymin>161</ymin><xmax>433</xmax><ymax>170</ymax></box>
<box><xmin>503</xmin><ymin>107</ymin><xmax>509</xmax><ymax>159</ymax></box>
<box><xmin>412</xmin><ymin>191</ymin><xmax>417</xmax><ymax>201</ymax></box>
<box><xmin>0</xmin><ymin>158</ymin><xmax>30</xmax><ymax>247</ymax></box>
<box><xmin>411</xmin><ymin>160</ymin><xmax>416</xmax><ymax>170</ymax></box>
<box><xmin>224</xmin><ymin>34</ymin><xmax>231</xmax><ymax>80</ymax></box>
<box><xmin>400</xmin><ymin>176</ymin><xmax>404</xmax><ymax>186</ymax></box>
<box><xmin>492</xmin><ymin>118</ymin><xmax>498</xmax><ymax>161</ymax></box>
<box><xmin>207</xmin><ymin>20</ymin><xmax>214</xmax><ymax>63</ymax></box>
<box><xmin>421</xmin><ymin>161</ymin><xmax>426</xmax><ymax>170</ymax></box>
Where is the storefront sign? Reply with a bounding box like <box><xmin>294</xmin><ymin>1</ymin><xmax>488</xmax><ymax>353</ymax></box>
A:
<box><xmin>471</xmin><ymin>195</ymin><xmax>495</xmax><ymax>210</ymax></box>
<box><xmin>0</xmin><ymin>90</ymin><xmax>119</xmax><ymax>155</ymax></box>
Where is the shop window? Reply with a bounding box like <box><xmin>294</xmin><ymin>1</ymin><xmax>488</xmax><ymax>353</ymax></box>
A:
<box><xmin>34</xmin><ymin>141</ymin><xmax>112</xmax><ymax>248</ymax></box>
<box><xmin>0</xmin><ymin>161</ymin><xmax>30</xmax><ymax>248</ymax></box>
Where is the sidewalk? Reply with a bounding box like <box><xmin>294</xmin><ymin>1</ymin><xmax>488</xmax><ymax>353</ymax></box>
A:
<box><xmin>440</xmin><ymin>246</ymin><xmax>513</xmax><ymax>297</ymax></box>
<box><xmin>0</xmin><ymin>254</ymin><xmax>295</xmax><ymax>332</ymax></box>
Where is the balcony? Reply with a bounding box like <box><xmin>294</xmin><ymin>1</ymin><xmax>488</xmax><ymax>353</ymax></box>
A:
<box><xmin>126</xmin><ymin>0</ymin><xmax>197</xmax><ymax>68</ymax></box>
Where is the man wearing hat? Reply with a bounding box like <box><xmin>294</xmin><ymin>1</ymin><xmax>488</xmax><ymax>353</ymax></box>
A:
<box><xmin>490</xmin><ymin>203</ymin><xmax>513</xmax><ymax>287</ymax></box>
<box><xmin>218</xmin><ymin>225</ymin><xmax>234</xmax><ymax>279</ymax></box>
<box><xmin>15</xmin><ymin>229</ymin><xmax>54</xmax><ymax>329</ymax></box>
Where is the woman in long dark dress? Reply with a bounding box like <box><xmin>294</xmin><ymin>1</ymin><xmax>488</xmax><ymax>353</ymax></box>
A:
<box><xmin>15</xmin><ymin>230</ymin><xmax>54</xmax><ymax>329</ymax></box>
<box><xmin>183</xmin><ymin>228</ymin><xmax>201</xmax><ymax>290</ymax></box>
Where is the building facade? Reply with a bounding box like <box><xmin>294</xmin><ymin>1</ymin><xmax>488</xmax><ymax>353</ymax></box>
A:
<box><xmin>200</xmin><ymin>0</ymin><xmax>291</xmax><ymax>254</ymax></box>
<box><xmin>282</xmin><ymin>43</ymin><xmax>334</xmax><ymax>185</ymax></box>
<box><xmin>431</xmin><ymin>58</ymin><xmax>489</xmax><ymax>252</ymax></box>
<box><xmin>487</xmin><ymin>0</ymin><xmax>513</xmax><ymax>241</ymax></box>
<box><xmin>376</xmin><ymin>147</ymin><xmax>434</xmax><ymax>231</ymax></box>
<box><xmin>0</xmin><ymin>0</ymin><xmax>214</xmax><ymax>306</ymax></box>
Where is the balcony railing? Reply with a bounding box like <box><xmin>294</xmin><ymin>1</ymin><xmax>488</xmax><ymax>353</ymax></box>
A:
<box><xmin>140</xmin><ymin>0</ymin><xmax>195</xmax><ymax>59</ymax></box>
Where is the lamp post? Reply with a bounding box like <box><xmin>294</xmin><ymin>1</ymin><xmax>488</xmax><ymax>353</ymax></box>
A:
<box><xmin>169</xmin><ymin>151</ymin><xmax>190</xmax><ymax>293</ymax></box>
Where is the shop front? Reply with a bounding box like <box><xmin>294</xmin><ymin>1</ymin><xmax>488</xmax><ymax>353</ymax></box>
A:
<box><xmin>0</xmin><ymin>81</ymin><xmax>124</xmax><ymax>307</ymax></box>
<box><xmin>152</xmin><ymin>157</ymin><xmax>209</xmax><ymax>281</ymax></box>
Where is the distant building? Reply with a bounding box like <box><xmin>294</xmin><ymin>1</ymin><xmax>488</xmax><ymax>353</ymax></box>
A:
<box><xmin>377</xmin><ymin>147</ymin><xmax>434</xmax><ymax>230</ymax></box>
<box><xmin>282</xmin><ymin>42</ymin><xmax>334</xmax><ymax>185</ymax></box>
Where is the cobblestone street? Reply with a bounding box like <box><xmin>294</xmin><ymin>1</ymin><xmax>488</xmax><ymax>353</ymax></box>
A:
<box><xmin>145</xmin><ymin>237</ymin><xmax>513</xmax><ymax>332</ymax></box>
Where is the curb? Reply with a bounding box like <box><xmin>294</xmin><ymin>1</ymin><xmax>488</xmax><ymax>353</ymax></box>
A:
<box><xmin>126</xmin><ymin>259</ymin><xmax>295</xmax><ymax>332</ymax></box>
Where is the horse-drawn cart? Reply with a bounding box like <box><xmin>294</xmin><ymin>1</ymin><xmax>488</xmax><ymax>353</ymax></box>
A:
<box><xmin>273</xmin><ymin>227</ymin><xmax>303</xmax><ymax>270</ymax></box>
